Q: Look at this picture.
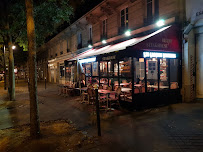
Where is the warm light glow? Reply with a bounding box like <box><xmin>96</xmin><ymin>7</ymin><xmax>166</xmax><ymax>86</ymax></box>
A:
<box><xmin>79</xmin><ymin>57</ymin><xmax>96</xmax><ymax>63</ymax></box>
<box><xmin>125</xmin><ymin>30</ymin><xmax>131</xmax><ymax>36</ymax></box>
<box><xmin>163</xmin><ymin>53</ymin><xmax>176</xmax><ymax>58</ymax></box>
<box><xmin>139</xmin><ymin>58</ymin><xmax>144</xmax><ymax>62</ymax></box>
<box><xmin>12</xmin><ymin>45</ymin><xmax>16</xmax><ymax>49</ymax></box>
<box><xmin>102</xmin><ymin>40</ymin><xmax>107</xmax><ymax>44</ymax></box>
<box><xmin>14</xmin><ymin>68</ymin><xmax>18</xmax><ymax>73</ymax></box>
<box><xmin>156</xmin><ymin>19</ymin><xmax>165</xmax><ymax>27</ymax></box>
<box><xmin>143</xmin><ymin>52</ymin><xmax>176</xmax><ymax>58</ymax></box>
<box><xmin>88</xmin><ymin>44</ymin><xmax>93</xmax><ymax>48</ymax></box>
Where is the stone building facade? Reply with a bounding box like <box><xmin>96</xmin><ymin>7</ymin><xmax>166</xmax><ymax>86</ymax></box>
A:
<box><xmin>182</xmin><ymin>0</ymin><xmax>203</xmax><ymax>102</ymax></box>
<box><xmin>38</xmin><ymin>0</ymin><xmax>186</xmax><ymax>100</ymax></box>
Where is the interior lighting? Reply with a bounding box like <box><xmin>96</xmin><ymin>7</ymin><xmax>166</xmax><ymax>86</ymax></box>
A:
<box><xmin>156</xmin><ymin>19</ymin><xmax>165</xmax><ymax>27</ymax></box>
<box><xmin>163</xmin><ymin>53</ymin><xmax>176</xmax><ymax>58</ymax></box>
<box><xmin>102</xmin><ymin>40</ymin><xmax>107</xmax><ymax>44</ymax></box>
<box><xmin>143</xmin><ymin>52</ymin><xmax>176</xmax><ymax>59</ymax></box>
<box><xmin>79</xmin><ymin>57</ymin><xmax>96</xmax><ymax>64</ymax></box>
<box><xmin>125</xmin><ymin>30</ymin><xmax>131</xmax><ymax>36</ymax></box>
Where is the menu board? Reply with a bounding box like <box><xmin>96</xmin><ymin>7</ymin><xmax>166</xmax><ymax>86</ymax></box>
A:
<box><xmin>147</xmin><ymin>61</ymin><xmax>157</xmax><ymax>79</ymax></box>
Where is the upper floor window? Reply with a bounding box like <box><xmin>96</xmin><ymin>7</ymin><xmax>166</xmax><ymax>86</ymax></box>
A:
<box><xmin>60</xmin><ymin>51</ymin><xmax>63</xmax><ymax>55</ymax></box>
<box><xmin>67</xmin><ymin>39</ymin><xmax>70</xmax><ymax>52</ymax></box>
<box><xmin>102</xmin><ymin>19</ymin><xmax>107</xmax><ymax>37</ymax></box>
<box><xmin>147</xmin><ymin>0</ymin><xmax>153</xmax><ymax>19</ymax></box>
<box><xmin>55</xmin><ymin>53</ymin><xmax>58</xmax><ymax>57</ymax></box>
<box><xmin>89</xmin><ymin>26</ymin><xmax>92</xmax><ymax>40</ymax></box>
<box><xmin>120</xmin><ymin>7</ymin><xmax>128</xmax><ymax>29</ymax></box>
<box><xmin>67</xmin><ymin>39</ymin><xmax>69</xmax><ymax>50</ymax></box>
<box><xmin>77</xmin><ymin>32</ymin><xmax>82</xmax><ymax>49</ymax></box>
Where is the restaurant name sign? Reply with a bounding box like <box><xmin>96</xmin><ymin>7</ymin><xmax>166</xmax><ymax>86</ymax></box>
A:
<box><xmin>102</xmin><ymin>55</ymin><xmax>116</xmax><ymax>61</ymax></box>
<box><xmin>133</xmin><ymin>26</ymin><xmax>180</xmax><ymax>52</ymax></box>
<box><xmin>146</xmin><ymin>38</ymin><xmax>173</xmax><ymax>49</ymax></box>
<box><xmin>143</xmin><ymin>52</ymin><xmax>176</xmax><ymax>58</ymax></box>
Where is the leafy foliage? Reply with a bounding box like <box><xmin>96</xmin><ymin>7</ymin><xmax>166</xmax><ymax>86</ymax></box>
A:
<box><xmin>0</xmin><ymin>0</ymin><xmax>73</xmax><ymax>51</ymax></box>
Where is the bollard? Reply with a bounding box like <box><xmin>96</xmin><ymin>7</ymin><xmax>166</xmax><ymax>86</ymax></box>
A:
<box><xmin>95</xmin><ymin>89</ymin><xmax>101</xmax><ymax>136</ymax></box>
<box><xmin>45</xmin><ymin>77</ymin><xmax>46</xmax><ymax>89</ymax></box>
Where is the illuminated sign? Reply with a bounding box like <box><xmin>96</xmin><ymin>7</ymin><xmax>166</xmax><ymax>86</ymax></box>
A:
<box><xmin>79</xmin><ymin>57</ymin><xmax>96</xmax><ymax>63</ymax></box>
<box><xmin>102</xmin><ymin>55</ymin><xmax>116</xmax><ymax>61</ymax></box>
<box><xmin>143</xmin><ymin>52</ymin><xmax>176</xmax><ymax>58</ymax></box>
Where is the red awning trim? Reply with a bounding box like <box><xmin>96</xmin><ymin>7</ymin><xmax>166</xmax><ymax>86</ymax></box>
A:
<box><xmin>67</xmin><ymin>25</ymin><xmax>180</xmax><ymax>61</ymax></box>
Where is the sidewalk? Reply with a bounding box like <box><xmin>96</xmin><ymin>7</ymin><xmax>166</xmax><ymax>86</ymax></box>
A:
<box><xmin>0</xmin><ymin>80</ymin><xmax>203</xmax><ymax>152</ymax></box>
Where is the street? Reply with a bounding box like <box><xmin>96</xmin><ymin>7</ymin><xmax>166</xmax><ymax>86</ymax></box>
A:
<box><xmin>0</xmin><ymin>80</ymin><xmax>203</xmax><ymax>152</ymax></box>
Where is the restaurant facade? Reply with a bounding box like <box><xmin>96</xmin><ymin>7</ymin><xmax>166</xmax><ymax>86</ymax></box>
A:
<box><xmin>64</xmin><ymin>23</ymin><xmax>182</xmax><ymax>109</ymax></box>
<box><xmin>39</xmin><ymin>0</ymin><xmax>185</xmax><ymax>109</ymax></box>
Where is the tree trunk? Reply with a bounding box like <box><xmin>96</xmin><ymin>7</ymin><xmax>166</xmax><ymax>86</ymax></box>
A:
<box><xmin>8</xmin><ymin>37</ymin><xmax>15</xmax><ymax>100</ymax></box>
<box><xmin>25</xmin><ymin>0</ymin><xmax>40</xmax><ymax>138</ymax></box>
<box><xmin>3</xmin><ymin>46</ymin><xmax>7</xmax><ymax>90</ymax></box>
<box><xmin>3</xmin><ymin>23</ymin><xmax>15</xmax><ymax>101</ymax></box>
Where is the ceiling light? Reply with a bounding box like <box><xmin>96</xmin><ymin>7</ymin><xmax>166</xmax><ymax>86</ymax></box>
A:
<box><xmin>156</xmin><ymin>19</ymin><xmax>165</xmax><ymax>27</ymax></box>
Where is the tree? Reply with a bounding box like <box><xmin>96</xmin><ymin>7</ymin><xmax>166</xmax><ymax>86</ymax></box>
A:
<box><xmin>0</xmin><ymin>0</ymin><xmax>73</xmax><ymax>138</ymax></box>
<box><xmin>25</xmin><ymin>0</ymin><xmax>40</xmax><ymax>138</ymax></box>
<box><xmin>0</xmin><ymin>0</ymin><xmax>16</xmax><ymax>100</ymax></box>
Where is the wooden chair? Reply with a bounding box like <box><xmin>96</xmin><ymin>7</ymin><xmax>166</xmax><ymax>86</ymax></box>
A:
<box><xmin>171</xmin><ymin>82</ymin><xmax>178</xmax><ymax>89</ymax></box>
<box><xmin>87</xmin><ymin>88</ymin><xmax>95</xmax><ymax>104</ymax></box>
<box><xmin>134</xmin><ymin>87</ymin><xmax>140</xmax><ymax>94</ymax></box>
<box><xmin>141</xmin><ymin>86</ymin><xmax>145</xmax><ymax>93</ymax></box>
<box><xmin>109</xmin><ymin>87</ymin><xmax>121</xmax><ymax>109</ymax></box>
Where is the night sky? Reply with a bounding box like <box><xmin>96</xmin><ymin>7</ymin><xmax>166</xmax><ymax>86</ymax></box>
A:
<box><xmin>46</xmin><ymin>0</ymin><xmax>103</xmax><ymax>42</ymax></box>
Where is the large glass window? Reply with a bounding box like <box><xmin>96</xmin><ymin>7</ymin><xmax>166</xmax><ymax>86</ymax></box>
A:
<box><xmin>65</xmin><ymin>62</ymin><xmax>75</xmax><ymax>84</ymax></box>
<box><xmin>60</xmin><ymin>64</ymin><xmax>65</xmax><ymax>78</ymax></box>
<box><xmin>92</xmin><ymin>62</ymin><xmax>98</xmax><ymax>76</ymax></box>
<box><xmin>119</xmin><ymin>57</ymin><xmax>131</xmax><ymax>77</ymax></box>
<box><xmin>85</xmin><ymin>63</ymin><xmax>91</xmax><ymax>77</ymax></box>
<box><xmin>108</xmin><ymin>61</ymin><xmax>115</xmax><ymax>77</ymax></box>
<box><xmin>114</xmin><ymin>62</ymin><xmax>118</xmax><ymax>76</ymax></box>
<box><xmin>100</xmin><ymin>61</ymin><xmax>107</xmax><ymax>77</ymax></box>
<box><xmin>159</xmin><ymin>59</ymin><xmax>169</xmax><ymax>90</ymax></box>
<box><xmin>134</xmin><ymin>58</ymin><xmax>145</xmax><ymax>83</ymax></box>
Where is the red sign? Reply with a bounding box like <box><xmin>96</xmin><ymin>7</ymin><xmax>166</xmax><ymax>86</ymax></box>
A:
<box><xmin>133</xmin><ymin>26</ymin><xmax>181</xmax><ymax>52</ymax></box>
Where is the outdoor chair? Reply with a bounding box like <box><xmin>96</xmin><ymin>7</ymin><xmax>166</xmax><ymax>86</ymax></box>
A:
<box><xmin>109</xmin><ymin>87</ymin><xmax>122</xmax><ymax>109</ymax></box>
<box><xmin>87</xmin><ymin>88</ymin><xmax>96</xmax><ymax>105</ymax></box>
<box><xmin>134</xmin><ymin>87</ymin><xmax>140</xmax><ymax>94</ymax></box>
<box><xmin>170</xmin><ymin>82</ymin><xmax>178</xmax><ymax>89</ymax></box>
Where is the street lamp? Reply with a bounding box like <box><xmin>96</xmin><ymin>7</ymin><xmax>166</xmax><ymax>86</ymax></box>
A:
<box><xmin>12</xmin><ymin>45</ymin><xmax>16</xmax><ymax>50</ymax></box>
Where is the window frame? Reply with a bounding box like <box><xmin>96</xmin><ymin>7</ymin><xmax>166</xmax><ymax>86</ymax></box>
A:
<box><xmin>102</xmin><ymin>19</ymin><xmax>107</xmax><ymax>37</ymax></box>
<box><xmin>120</xmin><ymin>7</ymin><xmax>129</xmax><ymax>29</ymax></box>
